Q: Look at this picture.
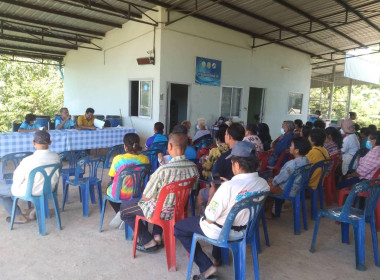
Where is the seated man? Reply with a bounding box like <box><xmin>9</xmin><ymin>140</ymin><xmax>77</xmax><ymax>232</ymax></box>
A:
<box><xmin>267</xmin><ymin>121</ymin><xmax>295</xmax><ymax>167</ymax></box>
<box><xmin>145</xmin><ymin>122</ymin><xmax>168</xmax><ymax>149</ymax></box>
<box><xmin>193</xmin><ymin>118</ymin><xmax>212</xmax><ymax>145</ymax></box>
<box><xmin>265</xmin><ymin>137</ymin><xmax>311</xmax><ymax>218</ymax></box>
<box><xmin>18</xmin><ymin>113</ymin><xmax>43</xmax><ymax>132</ymax></box>
<box><xmin>120</xmin><ymin>131</ymin><xmax>199</xmax><ymax>252</ymax></box>
<box><xmin>174</xmin><ymin>141</ymin><xmax>269</xmax><ymax>279</ymax></box>
<box><xmin>76</xmin><ymin>107</ymin><xmax>96</xmax><ymax>130</ymax></box>
<box><xmin>0</xmin><ymin>131</ymin><xmax>60</xmax><ymax>223</ymax></box>
<box><xmin>55</xmin><ymin>107</ymin><xmax>75</xmax><ymax>130</ymax></box>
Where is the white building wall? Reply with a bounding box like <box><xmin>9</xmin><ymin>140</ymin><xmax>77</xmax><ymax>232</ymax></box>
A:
<box><xmin>160</xmin><ymin>14</ymin><xmax>311</xmax><ymax>138</ymax></box>
<box><xmin>64</xmin><ymin>12</ymin><xmax>162</xmax><ymax>140</ymax></box>
<box><xmin>64</xmin><ymin>8</ymin><xmax>312</xmax><ymax>141</ymax></box>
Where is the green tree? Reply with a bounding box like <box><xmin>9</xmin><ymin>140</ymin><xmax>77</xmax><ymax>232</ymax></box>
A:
<box><xmin>0</xmin><ymin>60</ymin><xmax>63</xmax><ymax>132</ymax></box>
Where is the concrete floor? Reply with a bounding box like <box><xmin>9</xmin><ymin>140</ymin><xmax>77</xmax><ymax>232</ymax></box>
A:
<box><xmin>0</xmin><ymin>163</ymin><xmax>379</xmax><ymax>280</ymax></box>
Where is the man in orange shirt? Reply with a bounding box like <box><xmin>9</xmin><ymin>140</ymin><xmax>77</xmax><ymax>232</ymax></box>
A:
<box><xmin>76</xmin><ymin>108</ymin><xmax>96</xmax><ymax>130</ymax></box>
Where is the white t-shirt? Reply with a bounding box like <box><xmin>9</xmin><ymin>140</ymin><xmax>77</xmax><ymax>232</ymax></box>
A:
<box><xmin>342</xmin><ymin>134</ymin><xmax>360</xmax><ymax>156</ymax></box>
<box><xmin>11</xmin><ymin>150</ymin><xmax>61</xmax><ymax>197</ymax></box>
<box><xmin>200</xmin><ymin>172</ymin><xmax>269</xmax><ymax>240</ymax></box>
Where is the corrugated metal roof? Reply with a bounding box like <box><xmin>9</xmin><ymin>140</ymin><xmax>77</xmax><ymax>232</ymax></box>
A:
<box><xmin>0</xmin><ymin>0</ymin><xmax>379</xmax><ymax>78</ymax></box>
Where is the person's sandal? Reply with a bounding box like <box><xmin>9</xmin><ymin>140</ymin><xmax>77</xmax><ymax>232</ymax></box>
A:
<box><xmin>192</xmin><ymin>274</ymin><xmax>218</xmax><ymax>280</ymax></box>
<box><xmin>136</xmin><ymin>239</ymin><xmax>158</xmax><ymax>254</ymax></box>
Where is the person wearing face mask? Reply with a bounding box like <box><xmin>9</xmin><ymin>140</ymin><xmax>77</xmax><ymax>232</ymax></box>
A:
<box><xmin>267</xmin><ymin>121</ymin><xmax>295</xmax><ymax>167</ymax></box>
<box><xmin>193</xmin><ymin>118</ymin><xmax>211</xmax><ymax>145</ymax></box>
<box><xmin>338</xmin><ymin>131</ymin><xmax>380</xmax><ymax>190</ymax></box>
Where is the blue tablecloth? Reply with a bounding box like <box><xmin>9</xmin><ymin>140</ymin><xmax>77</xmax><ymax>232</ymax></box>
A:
<box><xmin>0</xmin><ymin>127</ymin><xmax>136</xmax><ymax>157</ymax></box>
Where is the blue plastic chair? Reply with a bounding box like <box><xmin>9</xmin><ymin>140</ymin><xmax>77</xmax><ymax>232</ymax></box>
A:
<box><xmin>59</xmin><ymin>150</ymin><xmax>86</xmax><ymax>203</ymax></box>
<box><xmin>270</xmin><ymin>164</ymin><xmax>312</xmax><ymax>235</ymax></box>
<box><xmin>141</xmin><ymin>149</ymin><xmax>160</xmax><ymax>175</ymax></box>
<box><xmin>0</xmin><ymin>152</ymin><xmax>33</xmax><ymax>184</ymax></box>
<box><xmin>35</xmin><ymin>115</ymin><xmax>51</xmax><ymax>129</ymax></box>
<box><xmin>310</xmin><ymin>179</ymin><xmax>380</xmax><ymax>270</ymax></box>
<box><xmin>347</xmin><ymin>148</ymin><xmax>369</xmax><ymax>174</ymax></box>
<box><xmin>62</xmin><ymin>155</ymin><xmax>105</xmax><ymax>217</ymax></box>
<box><xmin>10</xmin><ymin>163</ymin><xmax>62</xmax><ymax>236</ymax></box>
<box><xmin>107</xmin><ymin>117</ymin><xmax>122</xmax><ymax>127</ymax></box>
<box><xmin>301</xmin><ymin>159</ymin><xmax>333</xmax><ymax>220</ymax></box>
<box><xmin>104</xmin><ymin>144</ymin><xmax>125</xmax><ymax>169</ymax></box>
<box><xmin>149</xmin><ymin>141</ymin><xmax>168</xmax><ymax>155</ymax></box>
<box><xmin>99</xmin><ymin>164</ymin><xmax>151</xmax><ymax>240</ymax></box>
<box><xmin>186</xmin><ymin>192</ymin><xmax>269</xmax><ymax>280</ymax></box>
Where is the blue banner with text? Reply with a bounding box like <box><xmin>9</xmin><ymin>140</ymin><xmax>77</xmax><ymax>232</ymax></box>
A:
<box><xmin>195</xmin><ymin>57</ymin><xmax>221</xmax><ymax>86</ymax></box>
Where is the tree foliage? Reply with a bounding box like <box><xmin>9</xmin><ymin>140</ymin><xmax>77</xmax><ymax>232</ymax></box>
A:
<box><xmin>0</xmin><ymin>60</ymin><xmax>63</xmax><ymax>132</ymax></box>
<box><xmin>309</xmin><ymin>83</ymin><xmax>380</xmax><ymax>128</ymax></box>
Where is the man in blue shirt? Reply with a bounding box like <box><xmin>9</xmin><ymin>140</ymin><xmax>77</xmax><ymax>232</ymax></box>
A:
<box><xmin>145</xmin><ymin>122</ymin><xmax>168</xmax><ymax>149</ymax></box>
<box><xmin>55</xmin><ymin>107</ymin><xmax>75</xmax><ymax>130</ymax></box>
<box><xmin>267</xmin><ymin>121</ymin><xmax>295</xmax><ymax>167</ymax></box>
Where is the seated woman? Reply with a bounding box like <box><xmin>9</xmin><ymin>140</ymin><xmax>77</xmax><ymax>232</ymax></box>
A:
<box><xmin>267</xmin><ymin>121</ymin><xmax>295</xmax><ymax>167</ymax></box>
<box><xmin>193</xmin><ymin>118</ymin><xmax>211</xmax><ymax>145</ymax></box>
<box><xmin>294</xmin><ymin>119</ymin><xmax>303</xmax><ymax>137</ymax></box>
<box><xmin>107</xmin><ymin>133</ymin><xmax>149</xmax><ymax>227</ymax></box>
<box><xmin>257</xmin><ymin>123</ymin><xmax>272</xmax><ymax>151</ymax></box>
<box><xmin>18</xmin><ymin>113</ymin><xmax>43</xmax><ymax>132</ymax></box>
<box><xmin>243</xmin><ymin>124</ymin><xmax>263</xmax><ymax>152</ymax></box>
<box><xmin>181</xmin><ymin>120</ymin><xmax>193</xmax><ymax>145</ymax></box>
<box><xmin>265</xmin><ymin>137</ymin><xmax>311</xmax><ymax>218</ymax></box>
<box><xmin>145</xmin><ymin>122</ymin><xmax>168</xmax><ymax>149</ymax></box>
<box><xmin>306</xmin><ymin>128</ymin><xmax>330</xmax><ymax>190</ymax></box>
<box><xmin>338</xmin><ymin>131</ymin><xmax>380</xmax><ymax>189</ymax></box>
<box><xmin>324</xmin><ymin>127</ymin><xmax>343</xmax><ymax>157</ymax></box>
<box><xmin>359</xmin><ymin>127</ymin><xmax>370</xmax><ymax>149</ymax></box>
<box><xmin>341</xmin><ymin>125</ymin><xmax>360</xmax><ymax>175</ymax></box>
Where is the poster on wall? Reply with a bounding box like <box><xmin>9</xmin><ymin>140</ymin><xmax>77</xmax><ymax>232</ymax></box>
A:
<box><xmin>195</xmin><ymin>56</ymin><xmax>222</xmax><ymax>86</ymax></box>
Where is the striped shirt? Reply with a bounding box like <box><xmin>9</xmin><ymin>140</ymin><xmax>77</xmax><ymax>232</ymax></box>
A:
<box><xmin>357</xmin><ymin>145</ymin><xmax>380</xmax><ymax>180</ymax></box>
<box><xmin>107</xmin><ymin>153</ymin><xmax>149</xmax><ymax>200</ymax></box>
<box><xmin>138</xmin><ymin>155</ymin><xmax>199</xmax><ymax>220</ymax></box>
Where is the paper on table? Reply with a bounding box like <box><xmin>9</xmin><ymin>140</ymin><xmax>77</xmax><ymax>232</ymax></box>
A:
<box><xmin>94</xmin><ymin>119</ymin><xmax>105</xmax><ymax>129</ymax></box>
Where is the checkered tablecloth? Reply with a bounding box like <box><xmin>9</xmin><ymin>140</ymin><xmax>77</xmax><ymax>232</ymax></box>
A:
<box><xmin>0</xmin><ymin>127</ymin><xmax>136</xmax><ymax>158</ymax></box>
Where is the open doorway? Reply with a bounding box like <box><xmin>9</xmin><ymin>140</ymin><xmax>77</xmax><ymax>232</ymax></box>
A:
<box><xmin>167</xmin><ymin>83</ymin><xmax>189</xmax><ymax>133</ymax></box>
<box><xmin>247</xmin><ymin>87</ymin><xmax>265</xmax><ymax>124</ymax></box>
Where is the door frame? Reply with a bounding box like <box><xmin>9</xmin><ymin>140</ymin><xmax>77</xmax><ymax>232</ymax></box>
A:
<box><xmin>248</xmin><ymin>87</ymin><xmax>266</xmax><ymax>123</ymax></box>
<box><xmin>166</xmin><ymin>82</ymin><xmax>191</xmax><ymax>134</ymax></box>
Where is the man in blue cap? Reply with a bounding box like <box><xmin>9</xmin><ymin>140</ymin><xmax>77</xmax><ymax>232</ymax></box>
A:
<box><xmin>174</xmin><ymin>141</ymin><xmax>269</xmax><ymax>280</ymax></box>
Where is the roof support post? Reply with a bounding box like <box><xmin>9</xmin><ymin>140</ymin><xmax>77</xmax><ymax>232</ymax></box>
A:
<box><xmin>347</xmin><ymin>79</ymin><xmax>353</xmax><ymax>117</ymax></box>
<box><xmin>328</xmin><ymin>65</ymin><xmax>336</xmax><ymax>120</ymax></box>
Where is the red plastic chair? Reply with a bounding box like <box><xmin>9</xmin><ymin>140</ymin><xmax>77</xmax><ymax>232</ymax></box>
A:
<box><xmin>338</xmin><ymin>168</ymin><xmax>380</xmax><ymax>207</ymax></box>
<box><xmin>257</xmin><ymin>150</ymin><xmax>272</xmax><ymax>172</ymax></box>
<box><xmin>324</xmin><ymin>153</ymin><xmax>341</xmax><ymax>206</ymax></box>
<box><xmin>132</xmin><ymin>177</ymin><xmax>197</xmax><ymax>271</ymax></box>
<box><xmin>196</xmin><ymin>146</ymin><xmax>212</xmax><ymax>159</ymax></box>
<box><xmin>268</xmin><ymin>149</ymin><xmax>289</xmax><ymax>176</ymax></box>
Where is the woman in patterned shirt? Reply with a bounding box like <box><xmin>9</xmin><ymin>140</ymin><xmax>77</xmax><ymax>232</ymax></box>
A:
<box><xmin>324</xmin><ymin>127</ymin><xmax>343</xmax><ymax>157</ymax></box>
<box><xmin>107</xmin><ymin>133</ymin><xmax>149</xmax><ymax>227</ymax></box>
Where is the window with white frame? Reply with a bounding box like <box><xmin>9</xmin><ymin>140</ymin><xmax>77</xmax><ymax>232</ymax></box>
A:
<box><xmin>130</xmin><ymin>80</ymin><xmax>153</xmax><ymax>118</ymax></box>
<box><xmin>221</xmin><ymin>86</ymin><xmax>242</xmax><ymax>117</ymax></box>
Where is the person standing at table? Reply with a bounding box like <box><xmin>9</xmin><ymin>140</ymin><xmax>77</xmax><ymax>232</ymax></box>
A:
<box><xmin>0</xmin><ymin>130</ymin><xmax>60</xmax><ymax>224</ymax></box>
<box><xmin>18</xmin><ymin>113</ymin><xmax>44</xmax><ymax>132</ymax></box>
<box><xmin>55</xmin><ymin>107</ymin><xmax>75</xmax><ymax>130</ymax></box>
<box><xmin>76</xmin><ymin>108</ymin><xmax>96</xmax><ymax>130</ymax></box>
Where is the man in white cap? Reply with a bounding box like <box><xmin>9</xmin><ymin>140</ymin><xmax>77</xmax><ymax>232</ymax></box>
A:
<box><xmin>174</xmin><ymin>141</ymin><xmax>269</xmax><ymax>280</ymax></box>
<box><xmin>0</xmin><ymin>130</ymin><xmax>60</xmax><ymax>224</ymax></box>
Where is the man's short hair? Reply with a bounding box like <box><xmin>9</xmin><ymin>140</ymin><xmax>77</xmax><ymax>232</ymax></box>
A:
<box><xmin>172</xmin><ymin>124</ymin><xmax>187</xmax><ymax>134</ymax></box>
<box><xmin>60</xmin><ymin>107</ymin><xmax>68</xmax><ymax>113</ymax></box>
<box><xmin>25</xmin><ymin>113</ymin><xmax>36</xmax><ymax>124</ymax></box>
<box><xmin>284</xmin><ymin>121</ymin><xmax>295</xmax><ymax>132</ymax></box>
<box><xmin>349</xmin><ymin>112</ymin><xmax>356</xmax><ymax>118</ymax></box>
<box><xmin>227</xmin><ymin>123</ymin><xmax>245</xmax><ymax>141</ymax></box>
<box><xmin>86</xmin><ymin>108</ymin><xmax>95</xmax><ymax>114</ymax></box>
<box><xmin>216</xmin><ymin>124</ymin><xmax>228</xmax><ymax>143</ymax></box>
<box><xmin>154</xmin><ymin>122</ymin><xmax>165</xmax><ymax>134</ymax></box>
<box><xmin>34</xmin><ymin>130</ymin><xmax>51</xmax><ymax>144</ymax></box>
<box><xmin>294</xmin><ymin>119</ymin><xmax>303</xmax><ymax>128</ymax></box>
<box><xmin>314</xmin><ymin>119</ymin><xmax>326</xmax><ymax>129</ymax></box>
<box><xmin>292</xmin><ymin>137</ymin><xmax>311</xmax><ymax>156</ymax></box>
<box><xmin>315</xmin><ymin>110</ymin><xmax>321</xmax><ymax>116</ymax></box>
<box><xmin>309</xmin><ymin>128</ymin><xmax>326</xmax><ymax>147</ymax></box>
<box><xmin>169</xmin><ymin>132</ymin><xmax>188</xmax><ymax>151</ymax></box>
<box><xmin>230</xmin><ymin>153</ymin><xmax>259</xmax><ymax>173</ymax></box>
